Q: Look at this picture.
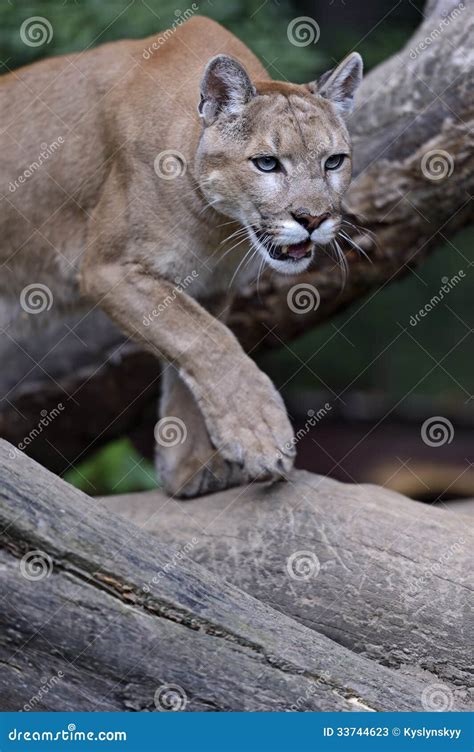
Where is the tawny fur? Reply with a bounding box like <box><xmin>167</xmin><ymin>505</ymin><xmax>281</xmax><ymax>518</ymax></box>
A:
<box><xmin>0</xmin><ymin>17</ymin><xmax>362</xmax><ymax>497</ymax></box>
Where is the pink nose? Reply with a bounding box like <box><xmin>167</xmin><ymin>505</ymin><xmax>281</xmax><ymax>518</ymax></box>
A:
<box><xmin>293</xmin><ymin>212</ymin><xmax>331</xmax><ymax>231</ymax></box>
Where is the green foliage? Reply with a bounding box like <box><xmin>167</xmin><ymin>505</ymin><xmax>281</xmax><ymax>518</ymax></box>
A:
<box><xmin>64</xmin><ymin>438</ymin><xmax>158</xmax><ymax>496</ymax></box>
<box><xmin>0</xmin><ymin>0</ymin><xmax>325</xmax><ymax>81</ymax></box>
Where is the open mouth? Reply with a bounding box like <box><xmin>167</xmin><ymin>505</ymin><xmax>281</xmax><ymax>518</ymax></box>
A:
<box><xmin>254</xmin><ymin>230</ymin><xmax>314</xmax><ymax>262</ymax></box>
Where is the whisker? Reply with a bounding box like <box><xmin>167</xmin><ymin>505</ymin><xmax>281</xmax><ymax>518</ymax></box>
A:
<box><xmin>219</xmin><ymin>226</ymin><xmax>248</xmax><ymax>246</ymax></box>
<box><xmin>256</xmin><ymin>248</ymin><xmax>267</xmax><ymax>299</ymax></box>
<box><xmin>243</xmin><ymin>233</ymin><xmax>265</xmax><ymax>290</ymax></box>
<box><xmin>240</xmin><ymin>232</ymin><xmax>264</xmax><ymax>278</ymax></box>
<box><xmin>342</xmin><ymin>219</ymin><xmax>377</xmax><ymax>242</ymax></box>
<box><xmin>256</xmin><ymin>233</ymin><xmax>282</xmax><ymax>296</ymax></box>
<box><xmin>339</xmin><ymin>230</ymin><xmax>373</xmax><ymax>264</ymax></box>
<box><xmin>242</xmin><ymin>245</ymin><xmax>260</xmax><ymax>280</ymax></box>
<box><xmin>331</xmin><ymin>239</ymin><xmax>348</xmax><ymax>289</ymax></box>
<box><xmin>215</xmin><ymin>219</ymin><xmax>241</xmax><ymax>230</ymax></box>
<box><xmin>228</xmin><ymin>231</ymin><xmax>254</xmax><ymax>289</ymax></box>
<box><xmin>214</xmin><ymin>234</ymin><xmax>249</xmax><ymax>265</ymax></box>
<box><xmin>197</xmin><ymin>199</ymin><xmax>220</xmax><ymax>217</ymax></box>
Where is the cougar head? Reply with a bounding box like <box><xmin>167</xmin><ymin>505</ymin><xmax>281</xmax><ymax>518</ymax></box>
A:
<box><xmin>195</xmin><ymin>51</ymin><xmax>363</xmax><ymax>275</ymax></box>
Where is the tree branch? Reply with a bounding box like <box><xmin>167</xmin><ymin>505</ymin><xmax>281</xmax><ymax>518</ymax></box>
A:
<box><xmin>0</xmin><ymin>440</ymin><xmax>437</xmax><ymax>711</ymax></box>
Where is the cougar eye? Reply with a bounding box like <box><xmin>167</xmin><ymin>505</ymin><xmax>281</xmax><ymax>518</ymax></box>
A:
<box><xmin>252</xmin><ymin>156</ymin><xmax>280</xmax><ymax>173</ymax></box>
<box><xmin>325</xmin><ymin>154</ymin><xmax>346</xmax><ymax>171</ymax></box>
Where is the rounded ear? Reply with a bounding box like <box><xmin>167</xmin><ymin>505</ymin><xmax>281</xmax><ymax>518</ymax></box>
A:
<box><xmin>199</xmin><ymin>55</ymin><xmax>256</xmax><ymax>126</ymax></box>
<box><xmin>309</xmin><ymin>52</ymin><xmax>363</xmax><ymax>115</ymax></box>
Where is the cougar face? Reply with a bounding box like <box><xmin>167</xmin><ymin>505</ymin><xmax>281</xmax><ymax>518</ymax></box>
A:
<box><xmin>195</xmin><ymin>53</ymin><xmax>363</xmax><ymax>275</ymax></box>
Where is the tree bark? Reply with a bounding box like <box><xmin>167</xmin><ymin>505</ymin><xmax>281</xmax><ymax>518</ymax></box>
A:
<box><xmin>0</xmin><ymin>439</ymin><xmax>442</xmax><ymax>712</ymax></box>
<box><xmin>1</xmin><ymin>0</ymin><xmax>473</xmax><ymax>467</ymax></box>
<box><xmin>103</xmin><ymin>470</ymin><xmax>473</xmax><ymax>706</ymax></box>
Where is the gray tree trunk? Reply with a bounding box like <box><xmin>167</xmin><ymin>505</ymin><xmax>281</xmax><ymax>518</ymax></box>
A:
<box><xmin>103</xmin><ymin>471</ymin><xmax>473</xmax><ymax>709</ymax></box>
<box><xmin>0</xmin><ymin>440</ymin><xmax>471</xmax><ymax>711</ymax></box>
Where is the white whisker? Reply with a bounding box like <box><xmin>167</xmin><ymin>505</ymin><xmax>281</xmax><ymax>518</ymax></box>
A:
<box><xmin>339</xmin><ymin>230</ymin><xmax>373</xmax><ymax>264</ymax></box>
<box><xmin>331</xmin><ymin>239</ymin><xmax>348</xmax><ymax>288</ymax></box>
<box><xmin>215</xmin><ymin>234</ymin><xmax>249</xmax><ymax>266</ymax></box>
<box><xmin>256</xmin><ymin>249</ymin><xmax>267</xmax><ymax>298</ymax></box>
<box><xmin>215</xmin><ymin>218</ymin><xmax>240</xmax><ymax>230</ymax></box>
<box><xmin>219</xmin><ymin>226</ymin><xmax>248</xmax><ymax>246</ymax></box>
<box><xmin>228</xmin><ymin>229</ymin><xmax>254</xmax><ymax>289</ymax></box>
<box><xmin>342</xmin><ymin>219</ymin><xmax>377</xmax><ymax>243</ymax></box>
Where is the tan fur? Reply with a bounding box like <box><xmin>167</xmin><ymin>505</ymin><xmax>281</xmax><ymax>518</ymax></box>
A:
<box><xmin>0</xmin><ymin>17</ymin><xmax>362</xmax><ymax>496</ymax></box>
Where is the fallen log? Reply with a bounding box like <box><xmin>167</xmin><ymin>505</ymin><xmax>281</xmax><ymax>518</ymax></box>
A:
<box><xmin>0</xmin><ymin>439</ymin><xmax>451</xmax><ymax>712</ymax></box>
<box><xmin>103</xmin><ymin>471</ymin><xmax>473</xmax><ymax>708</ymax></box>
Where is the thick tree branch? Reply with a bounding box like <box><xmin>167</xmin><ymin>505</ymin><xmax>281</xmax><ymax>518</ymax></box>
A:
<box><xmin>1</xmin><ymin>441</ymin><xmax>440</xmax><ymax>712</ymax></box>
<box><xmin>105</xmin><ymin>470</ymin><xmax>473</xmax><ymax>699</ymax></box>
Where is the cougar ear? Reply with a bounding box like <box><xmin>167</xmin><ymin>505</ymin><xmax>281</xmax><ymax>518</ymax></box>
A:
<box><xmin>310</xmin><ymin>52</ymin><xmax>363</xmax><ymax>115</ymax></box>
<box><xmin>199</xmin><ymin>55</ymin><xmax>256</xmax><ymax>126</ymax></box>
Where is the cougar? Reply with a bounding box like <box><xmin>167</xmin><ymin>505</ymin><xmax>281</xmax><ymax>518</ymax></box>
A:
<box><xmin>0</xmin><ymin>16</ymin><xmax>363</xmax><ymax>497</ymax></box>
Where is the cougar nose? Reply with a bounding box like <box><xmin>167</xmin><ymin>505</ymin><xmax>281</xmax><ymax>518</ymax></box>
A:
<box><xmin>292</xmin><ymin>211</ymin><xmax>331</xmax><ymax>231</ymax></box>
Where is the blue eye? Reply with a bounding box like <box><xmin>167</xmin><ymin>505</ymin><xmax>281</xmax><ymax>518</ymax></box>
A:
<box><xmin>325</xmin><ymin>154</ymin><xmax>345</xmax><ymax>170</ymax></box>
<box><xmin>253</xmin><ymin>156</ymin><xmax>279</xmax><ymax>172</ymax></box>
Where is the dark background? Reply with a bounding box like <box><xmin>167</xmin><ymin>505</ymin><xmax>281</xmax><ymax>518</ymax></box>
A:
<box><xmin>2</xmin><ymin>0</ymin><xmax>472</xmax><ymax>499</ymax></box>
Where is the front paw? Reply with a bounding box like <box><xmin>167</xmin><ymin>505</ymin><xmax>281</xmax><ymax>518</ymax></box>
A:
<box><xmin>198</xmin><ymin>363</ymin><xmax>296</xmax><ymax>483</ymax></box>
